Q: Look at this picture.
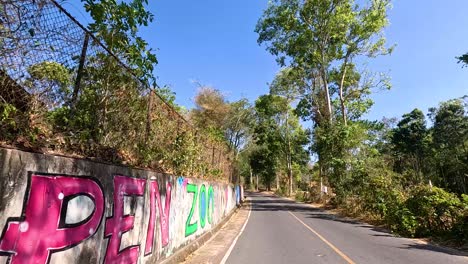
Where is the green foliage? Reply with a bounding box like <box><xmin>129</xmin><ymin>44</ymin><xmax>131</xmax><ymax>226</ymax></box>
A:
<box><xmin>82</xmin><ymin>0</ymin><xmax>157</xmax><ymax>86</ymax></box>
<box><xmin>451</xmin><ymin>194</ymin><xmax>468</xmax><ymax>243</ymax></box>
<box><xmin>251</xmin><ymin>93</ymin><xmax>309</xmax><ymax>193</ymax></box>
<box><xmin>0</xmin><ymin>103</ymin><xmax>18</xmax><ymax>140</ymax></box>
<box><xmin>0</xmin><ymin>103</ymin><xmax>17</xmax><ymax>127</ymax></box>
<box><xmin>392</xmin><ymin>109</ymin><xmax>427</xmax><ymax>157</ymax></box>
<box><xmin>390</xmin><ymin>108</ymin><xmax>431</xmax><ymax>185</ymax></box>
<box><xmin>256</xmin><ymin>0</ymin><xmax>393</xmax><ymax>125</ymax></box>
<box><xmin>26</xmin><ymin>61</ymin><xmax>72</xmax><ymax>109</ymax></box>
<box><xmin>385</xmin><ymin>206</ymin><xmax>418</xmax><ymax>237</ymax></box>
<box><xmin>250</xmin><ymin>145</ymin><xmax>277</xmax><ymax>190</ymax></box>
<box><xmin>457</xmin><ymin>52</ymin><xmax>468</xmax><ymax>67</ymax></box>
<box><xmin>253</xmin><ymin>0</ymin><xmax>467</xmax><ymax>245</ymax></box>
<box><xmin>428</xmin><ymin>98</ymin><xmax>468</xmax><ymax>194</ymax></box>
<box><xmin>275</xmin><ymin>187</ymin><xmax>286</xmax><ymax>196</ymax></box>
<box><xmin>1</xmin><ymin>2</ymin><xmax>232</xmax><ymax>183</ymax></box>
<box><xmin>270</xmin><ymin>67</ymin><xmax>304</xmax><ymax>102</ymax></box>
<box><xmin>224</xmin><ymin>98</ymin><xmax>255</xmax><ymax>152</ymax></box>
<box><xmin>28</xmin><ymin>61</ymin><xmax>71</xmax><ymax>87</ymax></box>
<box><xmin>294</xmin><ymin>190</ymin><xmax>313</xmax><ymax>202</ymax></box>
<box><xmin>306</xmin><ymin>102</ymin><xmax>467</xmax><ymax>243</ymax></box>
<box><xmin>312</xmin><ymin>121</ymin><xmax>368</xmax><ymax>197</ymax></box>
<box><xmin>256</xmin><ymin>0</ymin><xmax>392</xmax><ymax>67</ymax></box>
<box><xmin>255</xmin><ymin>0</ymin><xmax>395</xmax><ymax>199</ymax></box>
<box><xmin>406</xmin><ymin>186</ymin><xmax>464</xmax><ymax>236</ymax></box>
<box><xmin>156</xmin><ymin>86</ymin><xmax>178</xmax><ymax>108</ymax></box>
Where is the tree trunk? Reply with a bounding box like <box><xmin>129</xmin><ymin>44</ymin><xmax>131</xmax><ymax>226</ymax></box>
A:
<box><xmin>287</xmin><ymin>157</ymin><xmax>292</xmax><ymax>197</ymax></box>
<box><xmin>323</xmin><ymin>77</ymin><xmax>332</xmax><ymax>123</ymax></box>
<box><xmin>319</xmin><ymin>163</ymin><xmax>323</xmax><ymax>200</ymax></box>
<box><xmin>235</xmin><ymin>150</ymin><xmax>240</xmax><ymax>185</ymax></box>
<box><xmin>286</xmin><ymin>110</ymin><xmax>293</xmax><ymax>197</ymax></box>
<box><xmin>276</xmin><ymin>172</ymin><xmax>280</xmax><ymax>191</ymax></box>
<box><xmin>256</xmin><ymin>174</ymin><xmax>259</xmax><ymax>191</ymax></box>
<box><xmin>338</xmin><ymin>63</ymin><xmax>348</xmax><ymax>126</ymax></box>
<box><xmin>321</xmin><ymin>63</ymin><xmax>333</xmax><ymax>124</ymax></box>
<box><xmin>250</xmin><ymin>167</ymin><xmax>253</xmax><ymax>188</ymax></box>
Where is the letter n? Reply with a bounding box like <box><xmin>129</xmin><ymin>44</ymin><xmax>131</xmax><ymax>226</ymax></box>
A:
<box><xmin>145</xmin><ymin>180</ymin><xmax>171</xmax><ymax>255</ymax></box>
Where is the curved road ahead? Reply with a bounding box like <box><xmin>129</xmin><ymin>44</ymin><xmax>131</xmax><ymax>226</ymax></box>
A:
<box><xmin>226</xmin><ymin>192</ymin><xmax>467</xmax><ymax>264</ymax></box>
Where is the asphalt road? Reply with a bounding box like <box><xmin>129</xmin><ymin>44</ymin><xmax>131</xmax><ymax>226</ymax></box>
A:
<box><xmin>226</xmin><ymin>192</ymin><xmax>467</xmax><ymax>264</ymax></box>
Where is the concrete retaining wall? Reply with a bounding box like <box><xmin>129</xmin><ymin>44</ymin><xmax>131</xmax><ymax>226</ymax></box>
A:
<box><xmin>0</xmin><ymin>148</ymin><xmax>242</xmax><ymax>264</ymax></box>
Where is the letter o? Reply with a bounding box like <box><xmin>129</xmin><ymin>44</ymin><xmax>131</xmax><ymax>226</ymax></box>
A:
<box><xmin>199</xmin><ymin>184</ymin><xmax>207</xmax><ymax>228</ymax></box>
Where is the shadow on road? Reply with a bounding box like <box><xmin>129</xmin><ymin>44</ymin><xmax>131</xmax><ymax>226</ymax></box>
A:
<box><xmin>398</xmin><ymin>243</ymin><xmax>468</xmax><ymax>257</ymax></box>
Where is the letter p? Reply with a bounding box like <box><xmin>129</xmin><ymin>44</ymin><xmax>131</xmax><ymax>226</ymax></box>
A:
<box><xmin>0</xmin><ymin>174</ymin><xmax>105</xmax><ymax>264</ymax></box>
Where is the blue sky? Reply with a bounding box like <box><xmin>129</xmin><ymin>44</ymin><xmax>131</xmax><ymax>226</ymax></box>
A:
<box><xmin>140</xmin><ymin>0</ymin><xmax>276</xmax><ymax>110</ymax></box>
<box><xmin>67</xmin><ymin>0</ymin><xmax>468</xmax><ymax>121</ymax></box>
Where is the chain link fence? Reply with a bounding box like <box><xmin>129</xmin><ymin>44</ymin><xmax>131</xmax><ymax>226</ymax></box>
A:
<box><xmin>0</xmin><ymin>0</ymin><xmax>233</xmax><ymax>182</ymax></box>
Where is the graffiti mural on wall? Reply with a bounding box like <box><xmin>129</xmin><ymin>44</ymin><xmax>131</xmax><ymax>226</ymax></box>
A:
<box><xmin>145</xmin><ymin>180</ymin><xmax>171</xmax><ymax>255</ymax></box>
<box><xmin>103</xmin><ymin>176</ymin><xmax>146</xmax><ymax>264</ymax></box>
<box><xmin>184</xmin><ymin>184</ymin><xmax>215</xmax><ymax>237</ymax></box>
<box><xmin>0</xmin><ymin>170</ymin><xmax>240</xmax><ymax>264</ymax></box>
<box><xmin>235</xmin><ymin>185</ymin><xmax>241</xmax><ymax>205</ymax></box>
<box><xmin>0</xmin><ymin>174</ymin><xmax>105</xmax><ymax>264</ymax></box>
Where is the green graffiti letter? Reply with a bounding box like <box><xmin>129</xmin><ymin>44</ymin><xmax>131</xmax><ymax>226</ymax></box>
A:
<box><xmin>208</xmin><ymin>186</ymin><xmax>214</xmax><ymax>224</ymax></box>
<box><xmin>199</xmin><ymin>184</ymin><xmax>207</xmax><ymax>228</ymax></box>
<box><xmin>185</xmin><ymin>184</ymin><xmax>198</xmax><ymax>237</ymax></box>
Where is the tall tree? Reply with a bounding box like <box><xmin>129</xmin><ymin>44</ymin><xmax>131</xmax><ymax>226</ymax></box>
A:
<box><xmin>428</xmin><ymin>98</ymin><xmax>468</xmax><ymax>194</ymax></box>
<box><xmin>256</xmin><ymin>0</ymin><xmax>393</xmax><ymax>126</ymax></box>
<box><xmin>391</xmin><ymin>109</ymin><xmax>429</xmax><ymax>183</ymax></box>
<box><xmin>254</xmin><ymin>94</ymin><xmax>308</xmax><ymax>195</ymax></box>
<box><xmin>270</xmin><ymin>67</ymin><xmax>303</xmax><ymax>196</ymax></box>
<box><xmin>191</xmin><ymin>86</ymin><xmax>230</xmax><ymax>139</ymax></box>
<box><xmin>249</xmin><ymin>145</ymin><xmax>277</xmax><ymax>191</ymax></box>
<box><xmin>224</xmin><ymin>98</ymin><xmax>255</xmax><ymax>184</ymax></box>
<box><xmin>224</xmin><ymin>99</ymin><xmax>255</xmax><ymax>153</ymax></box>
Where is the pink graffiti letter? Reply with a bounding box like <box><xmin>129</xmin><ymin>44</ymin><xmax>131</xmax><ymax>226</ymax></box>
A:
<box><xmin>145</xmin><ymin>180</ymin><xmax>172</xmax><ymax>255</ymax></box>
<box><xmin>0</xmin><ymin>174</ymin><xmax>105</xmax><ymax>264</ymax></box>
<box><xmin>104</xmin><ymin>175</ymin><xmax>146</xmax><ymax>264</ymax></box>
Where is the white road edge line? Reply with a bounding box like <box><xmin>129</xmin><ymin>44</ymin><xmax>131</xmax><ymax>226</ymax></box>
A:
<box><xmin>219</xmin><ymin>200</ymin><xmax>252</xmax><ymax>264</ymax></box>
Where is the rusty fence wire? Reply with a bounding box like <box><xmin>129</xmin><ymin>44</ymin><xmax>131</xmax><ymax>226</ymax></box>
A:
<box><xmin>0</xmin><ymin>0</ymin><xmax>233</xmax><ymax>182</ymax></box>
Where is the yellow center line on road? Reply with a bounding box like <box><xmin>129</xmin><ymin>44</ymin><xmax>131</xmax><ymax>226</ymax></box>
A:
<box><xmin>288</xmin><ymin>211</ymin><xmax>357</xmax><ymax>264</ymax></box>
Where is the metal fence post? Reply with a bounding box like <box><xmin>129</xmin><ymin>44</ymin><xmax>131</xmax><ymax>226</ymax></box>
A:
<box><xmin>71</xmin><ymin>33</ymin><xmax>90</xmax><ymax>107</ymax></box>
<box><xmin>145</xmin><ymin>90</ymin><xmax>154</xmax><ymax>142</ymax></box>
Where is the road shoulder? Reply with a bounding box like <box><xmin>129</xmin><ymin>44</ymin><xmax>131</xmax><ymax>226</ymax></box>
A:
<box><xmin>182</xmin><ymin>199</ymin><xmax>251</xmax><ymax>264</ymax></box>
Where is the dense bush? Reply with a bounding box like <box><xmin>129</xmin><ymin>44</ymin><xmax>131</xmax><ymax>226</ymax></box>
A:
<box><xmin>450</xmin><ymin>194</ymin><xmax>468</xmax><ymax>243</ymax></box>
<box><xmin>330</xmin><ymin>160</ymin><xmax>467</xmax><ymax>241</ymax></box>
<box><xmin>405</xmin><ymin>186</ymin><xmax>464</xmax><ymax>237</ymax></box>
<box><xmin>295</xmin><ymin>190</ymin><xmax>310</xmax><ymax>202</ymax></box>
<box><xmin>379</xmin><ymin>185</ymin><xmax>467</xmax><ymax>241</ymax></box>
<box><xmin>385</xmin><ymin>205</ymin><xmax>418</xmax><ymax>237</ymax></box>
